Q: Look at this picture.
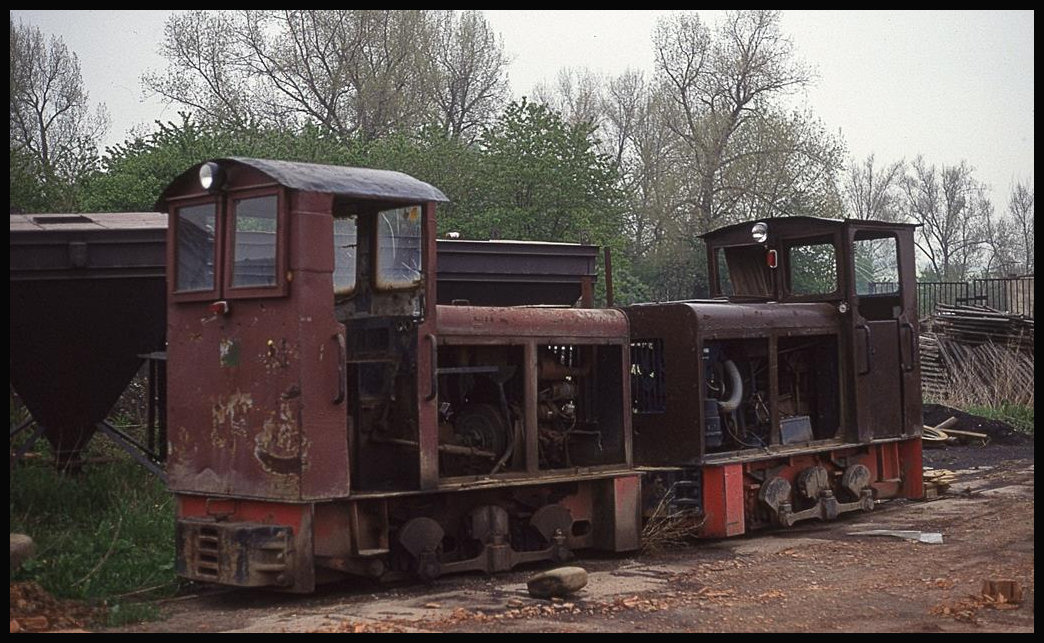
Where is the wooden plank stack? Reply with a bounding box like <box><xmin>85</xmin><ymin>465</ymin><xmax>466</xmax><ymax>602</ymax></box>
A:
<box><xmin>919</xmin><ymin>304</ymin><xmax>1034</xmax><ymax>405</ymax></box>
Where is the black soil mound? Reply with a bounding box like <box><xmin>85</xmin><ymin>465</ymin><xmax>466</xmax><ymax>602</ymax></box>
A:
<box><xmin>922</xmin><ymin>403</ymin><xmax>1032</xmax><ymax>446</ymax></box>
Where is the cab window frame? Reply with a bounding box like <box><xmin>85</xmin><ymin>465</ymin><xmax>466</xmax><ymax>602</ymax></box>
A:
<box><xmin>222</xmin><ymin>187</ymin><xmax>288</xmax><ymax>300</ymax></box>
<box><xmin>781</xmin><ymin>232</ymin><xmax>843</xmax><ymax>302</ymax></box>
<box><xmin>332</xmin><ymin>212</ymin><xmax>360</xmax><ymax>298</ymax></box>
<box><xmin>373</xmin><ymin>204</ymin><xmax>424</xmax><ymax>292</ymax></box>
<box><xmin>169</xmin><ymin>195</ymin><xmax>222</xmax><ymax>302</ymax></box>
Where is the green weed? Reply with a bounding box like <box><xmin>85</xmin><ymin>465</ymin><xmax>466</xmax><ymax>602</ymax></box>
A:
<box><xmin>961</xmin><ymin>402</ymin><xmax>1034</xmax><ymax>435</ymax></box>
<box><xmin>10</xmin><ymin>377</ymin><xmax>178</xmax><ymax>625</ymax></box>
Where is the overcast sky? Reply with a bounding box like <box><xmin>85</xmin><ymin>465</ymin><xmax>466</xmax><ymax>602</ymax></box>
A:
<box><xmin>11</xmin><ymin>10</ymin><xmax>1034</xmax><ymax>204</ymax></box>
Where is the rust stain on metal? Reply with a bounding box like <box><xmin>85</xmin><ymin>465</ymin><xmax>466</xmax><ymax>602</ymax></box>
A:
<box><xmin>254</xmin><ymin>397</ymin><xmax>305</xmax><ymax>476</ymax></box>
<box><xmin>219</xmin><ymin>338</ymin><xmax>240</xmax><ymax>367</ymax></box>
<box><xmin>260</xmin><ymin>337</ymin><xmax>296</xmax><ymax>372</ymax></box>
<box><xmin>437</xmin><ymin>305</ymin><xmax>628</xmax><ymax>338</ymax></box>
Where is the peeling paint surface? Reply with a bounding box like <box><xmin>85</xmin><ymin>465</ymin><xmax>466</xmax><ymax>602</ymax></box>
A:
<box><xmin>211</xmin><ymin>391</ymin><xmax>253</xmax><ymax>449</ymax></box>
<box><xmin>261</xmin><ymin>337</ymin><xmax>297</xmax><ymax>372</ymax></box>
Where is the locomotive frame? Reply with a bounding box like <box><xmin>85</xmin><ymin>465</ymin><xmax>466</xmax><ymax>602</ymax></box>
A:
<box><xmin>155</xmin><ymin>158</ymin><xmax>923</xmax><ymax>592</ymax></box>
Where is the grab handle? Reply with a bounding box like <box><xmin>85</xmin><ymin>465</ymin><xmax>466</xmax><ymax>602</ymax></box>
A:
<box><xmin>333</xmin><ymin>332</ymin><xmax>347</xmax><ymax>404</ymax></box>
<box><xmin>855</xmin><ymin>324</ymin><xmax>871</xmax><ymax>375</ymax></box>
<box><xmin>424</xmin><ymin>333</ymin><xmax>438</xmax><ymax>401</ymax></box>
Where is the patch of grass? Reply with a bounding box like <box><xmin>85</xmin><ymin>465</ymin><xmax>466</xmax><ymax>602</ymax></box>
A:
<box><xmin>10</xmin><ymin>380</ymin><xmax>179</xmax><ymax>623</ymax></box>
<box><xmin>9</xmin><ymin>459</ymin><xmax>178</xmax><ymax>602</ymax></box>
<box><xmin>961</xmin><ymin>402</ymin><xmax>1034</xmax><ymax>435</ymax></box>
<box><xmin>105</xmin><ymin>601</ymin><xmax>163</xmax><ymax>627</ymax></box>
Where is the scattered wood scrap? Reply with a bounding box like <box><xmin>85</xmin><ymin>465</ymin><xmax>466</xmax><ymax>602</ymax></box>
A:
<box><xmin>921</xmin><ymin>416</ymin><xmax>990</xmax><ymax>448</ymax></box>
<box><xmin>922</xmin><ymin>468</ymin><xmax>955</xmax><ymax>498</ymax></box>
<box><xmin>981</xmin><ymin>579</ymin><xmax>1023</xmax><ymax>606</ymax></box>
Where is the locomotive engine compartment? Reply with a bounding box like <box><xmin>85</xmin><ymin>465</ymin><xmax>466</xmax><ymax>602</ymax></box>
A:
<box><xmin>702</xmin><ymin>334</ymin><xmax>841</xmax><ymax>453</ymax></box>
<box><xmin>435</xmin><ymin>342</ymin><xmax>624</xmax><ymax>477</ymax></box>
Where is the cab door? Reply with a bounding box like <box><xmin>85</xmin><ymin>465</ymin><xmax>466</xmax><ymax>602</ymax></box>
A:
<box><xmin>845</xmin><ymin>224</ymin><xmax>921</xmax><ymax>441</ymax></box>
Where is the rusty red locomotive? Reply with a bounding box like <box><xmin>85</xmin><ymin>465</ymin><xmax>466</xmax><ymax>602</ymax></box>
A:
<box><xmin>157</xmin><ymin>158</ymin><xmax>922</xmax><ymax>591</ymax></box>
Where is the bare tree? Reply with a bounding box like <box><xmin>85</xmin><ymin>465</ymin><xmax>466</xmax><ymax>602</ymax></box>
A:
<box><xmin>533</xmin><ymin>67</ymin><xmax>605</xmax><ymax>130</ymax></box>
<box><xmin>429</xmin><ymin>10</ymin><xmax>509</xmax><ymax>141</ymax></box>
<box><xmin>529</xmin><ymin>11</ymin><xmax>844</xmax><ymax>298</ymax></box>
<box><xmin>144</xmin><ymin>10</ymin><xmax>509</xmax><ymax>142</ymax></box>
<box><xmin>142</xmin><ymin>11</ymin><xmax>259</xmax><ymax>131</ymax></box>
<box><xmin>902</xmin><ymin>157</ymin><xmax>989</xmax><ymax>281</ymax></box>
<box><xmin>9</xmin><ymin>18</ymin><xmax>109</xmax><ymax>187</ymax></box>
<box><xmin>843</xmin><ymin>154</ymin><xmax>906</xmax><ymax>222</ymax></box>
<box><xmin>1006</xmin><ymin>179</ymin><xmax>1034</xmax><ymax>274</ymax></box>
<box><xmin>654</xmin><ymin>10</ymin><xmax>834</xmax><ymax>231</ymax></box>
<box><xmin>981</xmin><ymin>202</ymin><xmax>1018</xmax><ymax>277</ymax></box>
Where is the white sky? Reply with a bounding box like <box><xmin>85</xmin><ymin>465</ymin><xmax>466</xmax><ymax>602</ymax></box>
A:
<box><xmin>11</xmin><ymin>9</ymin><xmax>1034</xmax><ymax>204</ymax></box>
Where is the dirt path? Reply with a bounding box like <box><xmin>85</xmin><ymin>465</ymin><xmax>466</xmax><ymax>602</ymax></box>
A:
<box><xmin>94</xmin><ymin>443</ymin><xmax>1032</xmax><ymax>633</ymax></box>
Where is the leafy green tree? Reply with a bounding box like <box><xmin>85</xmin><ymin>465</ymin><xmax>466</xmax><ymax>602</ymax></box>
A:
<box><xmin>78</xmin><ymin>114</ymin><xmax>351</xmax><ymax>212</ymax></box>
<box><xmin>468</xmin><ymin>99</ymin><xmax>642</xmax><ymax>304</ymax></box>
<box><xmin>469</xmin><ymin>99</ymin><xmax>622</xmax><ymax>241</ymax></box>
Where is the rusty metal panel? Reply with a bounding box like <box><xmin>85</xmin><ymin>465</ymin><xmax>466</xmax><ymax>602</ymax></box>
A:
<box><xmin>686</xmin><ymin>301</ymin><xmax>839</xmax><ymax>337</ymax></box>
<box><xmin>166</xmin><ymin>296</ymin><xmax>304</xmax><ymax>498</ymax></box>
<box><xmin>700</xmin><ymin>464</ymin><xmax>746</xmax><ymax>538</ymax></box>
<box><xmin>436</xmin><ymin>305</ymin><xmax>628</xmax><ymax>340</ymax></box>
<box><xmin>626</xmin><ymin>303</ymin><xmax>703</xmax><ymax>465</ymax></box>
<box><xmin>294</xmin><ymin>277</ymin><xmax>351</xmax><ymax>499</ymax></box>
<box><xmin>591</xmin><ymin>475</ymin><xmax>642</xmax><ymax>552</ymax></box>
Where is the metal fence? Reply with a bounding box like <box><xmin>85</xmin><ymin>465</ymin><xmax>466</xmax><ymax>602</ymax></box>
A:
<box><xmin>915</xmin><ymin>276</ymin><xmax>1035</xmax><ymax>319</ymax></box>
<box><xmin>869</xmin><ymin>276</ymin><xmax>1034</xmax><ymax>319</ymax></box>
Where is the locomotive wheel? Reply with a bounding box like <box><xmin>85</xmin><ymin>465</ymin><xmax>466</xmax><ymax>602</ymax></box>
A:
<box><xmin>841</xmin><ymin>464</ymin><xmax>872</xmax><ymax>500</ymax></box>
<box><xmin>455</xmin><ymin>403</ymin><xmax>509</xmax><ymax>455</ymax></box>
<box><xmin>398</xmin><ymin>517</ymin><xmax>445</xmax><ymax>582</ymax></box>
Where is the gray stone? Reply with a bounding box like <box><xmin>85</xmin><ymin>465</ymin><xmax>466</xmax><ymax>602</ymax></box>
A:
<box><xmin>10</xmin><ymin>533</ymin><xmax>36</xmax><ymax>572</ymax></box>
<box><xmin>526</xmin><ymin>566</ymin><xmax>588</xmax><ymax>599</ymax></box>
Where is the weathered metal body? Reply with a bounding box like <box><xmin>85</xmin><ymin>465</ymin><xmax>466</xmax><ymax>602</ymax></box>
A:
<box><xmin>151</xmin><ymin>158</ymin><xmax>924</xmax><ymax>592</ymax></box>
<box><xmin>159</xmin><ymin>158</ymin><xmax>639</xmax><ymax>591</ymax></box>
<box><xmin>625</xmin><ymin>216</ymin><xmax>923</xmax><ymax>537</ymax></box>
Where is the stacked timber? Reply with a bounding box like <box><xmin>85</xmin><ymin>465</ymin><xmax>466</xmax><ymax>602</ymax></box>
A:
<box><xmin>929</xmin><ymin>304</ymin><xmax>1034</xmax><ymax>351</ymax></box>
<box><xmin>919</xmin><ymin>304</ymin><xmax>1034</xmax><ymax>406</ymax></box>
